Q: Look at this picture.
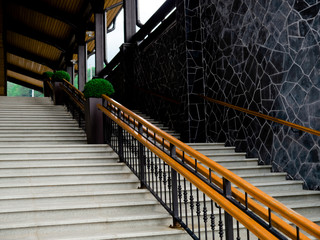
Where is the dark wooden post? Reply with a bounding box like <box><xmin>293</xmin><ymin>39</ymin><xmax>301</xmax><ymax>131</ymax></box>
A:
<box><xmin>124</xmin><ymin>0</ymin><xmax>136</xmax><ymax>43</ymax></box>
<box><xmin>66</xmin><ymin>63</ymin><xmax>74</xmax><ymax>85</ymax></box>
<box><xmin>85</xmin><ymin>97</ymin><xmax>104</xmax><ymax>144</ymax></box>
<box><xmin>78</xmin><ymin>33</ymin><xmax>87</xmax><ymax>91</ymax></box>
<box><xmin>92</xmin><ymin>0</ymin><xmax>105</xmax><ymax>75</ymax></box>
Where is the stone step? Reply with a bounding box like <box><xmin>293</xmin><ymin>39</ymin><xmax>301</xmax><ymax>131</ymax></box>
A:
<box><xmin>0</xmin><ymin>222</ymin><xmax>187</xmax><ymax>240</ymax></box>
<box><xmin>0</xmin><ymin>189</ymin><xmax>153</xmax><ymax>206</ymax></box>
<box><xmin>0</xmin><ymin>129</ymin><xmax>85</xmax><ymax>134</ymax></box>
<box><xmin>205</xmin><ymin>152</ymin><xmax>248</xmax><ymax>160</ymax></box>
<box><xmin>0</xmin><ymin>156</ymin><xmax>119</xmax><ymax>167</ymax></box>
<box><xmin>0</xmin><ymin>200</ymin><xmax>165</xmax><ymax>224</ymax></box>
<box><xmin>0</xmin><ymin>132</ymin><xmax>86</xmax><ymax>137</ymax></box>
<box><xmin>269</xmin><ymin>191</ymin><xmax>320</xmax><ymax>205</ymax></box>
<box><xmin>0</xmin><ymin>171</ymin><xmax>138</xmax><ymax>186</ymax></box>
<box><xmin>0</xmin><ymin>144</ymin><xmax>112</xmax><ymax>151</ymax></box>
<box><xmin>213</xmin><ymin>158</ymin><xmax>260</xmax><ymax>167</ymax></box>
<box><xmin>0</xmin><ymin>126</ymin><xmax>85</xmax><ymax>130</ymax></box>
<box><xmin>0</xmin><ymin>163</ymin><xmax>128</xmax><ymax>175</ymax></box>
<box><xmin>0</xmin><ymin>179</ymin><xmax>141</xmax><ymax>195</ymax></box>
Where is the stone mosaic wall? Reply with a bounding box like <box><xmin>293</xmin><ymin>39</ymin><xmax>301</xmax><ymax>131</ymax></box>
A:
<box><xmin>133</xmin><ymin>23</ymin><xmax>186</xmax><ymax>135</ymax></box>
<box><xmin>200</xmin><ymin>0</ymin><xmax>320</xmax><ymax>190</ymax></box>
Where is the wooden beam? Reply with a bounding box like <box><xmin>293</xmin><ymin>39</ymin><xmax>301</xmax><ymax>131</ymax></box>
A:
<box><xmin>10</xmin><ymin>0</ymin><xmax>80</xmax><ymax>31</ymax></box>
<box><xmin>6</xmin><ymin>20</ymin><xmax>68</xmax><ymax>52</ymax></box>
<box><xmin>7</xmin><ymin>76</ymin><xmax>43</xmax><ymax>93</ymax></box>
<box><xmin>6</xmin><ymin>64</ymin><xmax>43</xmax><ymax>81</ymax></box>
<box><xmin>6</xmin><ymin>44</ymin><xmax>58</xmax><ymax>70</ymax></box>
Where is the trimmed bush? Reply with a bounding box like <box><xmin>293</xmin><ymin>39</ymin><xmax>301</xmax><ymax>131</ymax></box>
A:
<box><xmin>83</xmin><ymin>78</ymin><xmax>115</xmax><ymax>99</ymax></box>
<box><xmin>52</xmin><ymin>70</ymin><xmax>71</xmax><ymax>82</ymax></box>
<box><xmin>42</xmin><ymin>71</ymin><xmax>54</xmax><ymax>79</ymax></box>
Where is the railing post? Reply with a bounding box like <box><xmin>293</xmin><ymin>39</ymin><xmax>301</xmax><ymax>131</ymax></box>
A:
<box><xmin>138</xmin><ymin>123</ymin><xmax>145</xmax><ymax>188</ymax></box>
<box><xmin>117</xmin><ymin>109</ymin><xmax>124</xmax><ymax>162</ymax></box>
<box><xmin>170</xmin><ymin>144</ymin><xmax>180</xmax><ymax>227</ymax></box>
<box><xmin>223</xmin><ymin>177</ymin><xmax>234</xmax><ymax>240</ymax></box>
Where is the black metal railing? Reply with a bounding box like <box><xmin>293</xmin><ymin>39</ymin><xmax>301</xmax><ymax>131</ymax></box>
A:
<box><xmin>60</xmin><ymin>80</ymin><xmax>86</xmax><ymax>130</ymax></box>
<box><xmin>98</xmin><ymin>95</ymin><xmax>320</xmax><ymax>240</ymax></box>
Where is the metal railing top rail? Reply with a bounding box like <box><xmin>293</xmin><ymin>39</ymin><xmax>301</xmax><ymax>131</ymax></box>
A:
<box><xmin>200</xmin><ymin>95</ymin><xmax>320</xmax><ymax>137</ymax></box>
<box><xmin>101</xmin><ymin>94</ymin><xmax>320</xmax><ymax>240</ymax></box>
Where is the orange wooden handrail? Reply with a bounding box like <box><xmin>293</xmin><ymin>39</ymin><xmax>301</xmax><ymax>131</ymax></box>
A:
<box><xmin>61</xmin><ymin>79</ymin><xmax>85</xmax><ymax>101</ymax></box>
<box><xmin>200</xmin><ymin>95</ymin><xmax>320</xmax><ymax>137</ymax></box>
<box><xmin>60</xmin><ymin>84</ymin><xmax>85</xmax><ymax>112</ymax></box>
<box><xmin>101</xmin><ymin>94</ymin><xmax>320</xmax><ymax>239</ymax></box>
<box><xmin>109</xmin><ymin>104</ymin><xmax>309</xmax><ymax>240</ymax></box>
<box><xmin>98</xmin><ymin>103</ymin><xmax>279</xmax><ymax>240</ymax></box>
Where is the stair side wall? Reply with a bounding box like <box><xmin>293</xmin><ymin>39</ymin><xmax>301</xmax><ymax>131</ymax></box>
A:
<box><xmin>201</xmin><ymin>0</ymin><xmax>320</xmax><ymax>190</ymax></box>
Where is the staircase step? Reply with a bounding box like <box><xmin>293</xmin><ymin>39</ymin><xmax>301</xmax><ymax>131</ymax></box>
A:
<box><xmin>0</xmin><ymin>156</ymin><xmax>119</xmax><ymax>167</ymax></box>
<box><xmin>0</xmin><ymin>163</ymin><xmax>129</xmax><ymax>175</ymax></box>
<box><xmin>0</xmin><ymin>179</ymin><xmax>141</xmax><ymax>195</ymax></box>
<box><xmin>0</xmin><ymin>189</ymin><xmax>153</xmax><ymax>208</ymax></box>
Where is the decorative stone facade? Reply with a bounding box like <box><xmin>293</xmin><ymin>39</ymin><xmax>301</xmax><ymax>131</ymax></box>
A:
<box><xmin>124</xmin><ymin>0</ymin><xmax>320</xmax><ymax>190</ymax></box>
<box><xmin>201</xmin><ymin>0</ymin><xmax>320</xmax><ymax>190</ymax></box>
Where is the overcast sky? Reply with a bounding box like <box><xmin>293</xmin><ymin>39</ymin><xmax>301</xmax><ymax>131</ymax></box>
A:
<box><xmin>88</xmin><ymin>0</ymin><xmax>165</xmax><ymax>67</ymax></box>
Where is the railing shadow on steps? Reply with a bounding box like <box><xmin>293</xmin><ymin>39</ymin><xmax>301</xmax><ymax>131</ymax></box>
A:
<box><xmin>97</xmin><ymin>94</ymin><xmax>320</xmax><ymax>240</ymax></box>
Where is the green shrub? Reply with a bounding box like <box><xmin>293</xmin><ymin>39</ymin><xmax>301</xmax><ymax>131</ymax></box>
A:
<box><xmin>42</xmin><ymin>71</ymin><xmax>54</xmax><ymax>79</ymax></box>
<box><xmin>83</xmin><ymin>78</ymin><xmax>115</xmax><ymax>98</ymax></box>
<box><xmin>52</xmin><ymin>70</ymin><xmax>70</xmax><ymax>82</ymax></box>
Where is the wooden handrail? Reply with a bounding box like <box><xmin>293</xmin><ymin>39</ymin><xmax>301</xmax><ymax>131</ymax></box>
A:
<box><xmin>105</xmin><ymin>101</ymin><xmax>309</xmax><ymax>240</ymax></box>
<box><xmin>98</xmin><ymin>103</ymin><xmax>279</xmax><ymax>240</ymax></box>
<box><xmin>60</xmin><ymin>84</ymin><xmax>85</xmax><ymax>112</ymax></box>
<box><xmin>200</xmin><ymin>95</ymin><xmax>320</xmax><ymax>137</ymax></box>
<box><xmin>61</xmin><ymin>79</ymin><xmax>85</xmax><ymax>101</ymax></box>
<box><xmin>101</xmin><ymin>94</ymin><xmax>320</xmax><ymax>239</ymax></box>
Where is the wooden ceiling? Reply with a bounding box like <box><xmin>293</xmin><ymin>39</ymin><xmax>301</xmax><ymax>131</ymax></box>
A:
<box><xmin>2</xmin><ymin>0</ymin><xmax>123</xmax><ymax>92</ymax></box>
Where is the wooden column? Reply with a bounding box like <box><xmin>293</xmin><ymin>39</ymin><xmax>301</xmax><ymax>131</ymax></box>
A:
<box><xmin>66</xmin><ymin>63</ymin><xmax>74</xmax><ymax>85</ymax></box>
<box><xmin>0</xmin><ymin>0</ymin><xmax>7</xmax><ymax>96</ymax></box>
<box><xmin>124</xmin><ymin>0</ymin><xmax>136</xmax><ymax>43</ymax></box>
<box><xmin>95</xmin><ymin>12</ymin><xmax>105</xmax><ymax>75</ymax></box>
<box><xmin>78</xmin><ymin>40</ymin><xmax>87</xmax><ymax>91</ymax></box>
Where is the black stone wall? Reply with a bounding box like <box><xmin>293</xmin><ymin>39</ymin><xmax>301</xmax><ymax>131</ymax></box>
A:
<box><xmin>201</xmin><ymin>0</ymin><xmax>320</xmax><ymax>190</ymax></box>
<box><xmin>133</xmin><ymin>23</ymin><xmax>186</xmax><ymax>135</ymax></box>
<box><xmin>124</xmin><ymin>0</ymin><xmax>320</xmax><ymax>190</ymax></box>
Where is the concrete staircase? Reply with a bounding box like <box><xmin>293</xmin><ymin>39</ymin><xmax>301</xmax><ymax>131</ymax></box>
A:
<box><xmin>0</xmin><ymin>97</ymin><xmax>189</xmax><ymax>240</ymax></box>
<box><xmin>1</xmin><ymin>97</ymin><xmax>319</xmax><ymax>239</ymax></box>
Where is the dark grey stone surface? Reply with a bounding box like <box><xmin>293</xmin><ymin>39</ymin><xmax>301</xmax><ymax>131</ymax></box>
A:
<box><xmin>201</xmin><ymin>0</ymin><xmax>320</xmax><ymax>190</ymax></box>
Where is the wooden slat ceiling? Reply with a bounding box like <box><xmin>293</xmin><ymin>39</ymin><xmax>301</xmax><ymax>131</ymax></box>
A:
<box><xmin>3</xmin><ymin>0</ymin><xmax>123</xmax><ymax>91</ymax></box>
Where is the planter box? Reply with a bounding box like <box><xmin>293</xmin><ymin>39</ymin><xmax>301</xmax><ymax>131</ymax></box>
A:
<box><xmin>85</xmin><ymin>97</ymin><xmax>104</xmax><ymax>144</ymax></box>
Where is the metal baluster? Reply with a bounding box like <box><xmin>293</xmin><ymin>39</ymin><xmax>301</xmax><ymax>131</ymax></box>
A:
<box><xmin>215</xmin><ymin>203</ymin><xmax>223</xmax><ymax>240</ymax></box>
<box><xmin>163</xmin><ymin>162</ymin><xmax>167</xmax><ymax>204</ymax></box>
<box><xmin>203</xmin><ymin>193</ymin><xmax>208</xmax><ymax>240</ymax></box>
<box><xmin>151</xmin><ymin>153</ymin><xmax>155</xmax><ymax>191</ymax></box>
<box><xmin>196</xmin><ymin>189</ymin><xmax>201</xmax><ymax>238</ymax></box>
<box><xmin>211</xmin><ymin>200</ymin><xmax>215</xmax><ymax>240</ymax></box>
<box><xmin>184</xmin><ymin>178</ymin><xmax>189</xmax><ymax>226</ymax></box>
<box><xmin>159</xmin><ymin>158</ymin><xmax>163</xmax><ymax>199</ymax></box>
<box><xmin>117</xmin><ymin>109</ymin><xmax>123</xmax><ymax>162</ymax></box>
<box><xmin>236</xmin><ymin>220</ymin><xmax>241</xmax><ymax>240</ymax></box>
<box><xmin>138</xmin><ymin>123</ymin><xmax>145</xmax><ymax>188</ymax></box>
<box><xmin>296</xmin><ymin>226</ymin><xmax>300</xmax><ymax>240</ymax></box>
<box><xmin>146</xmin><ymin>149</ymin><xmax>151</xmax><ymax>187</ymax></box>
<box><xmin>190</xmin><ymin>183</ymin><xmax>194</xmax><ymax>232</ymax></box>
<box><xmin>154</xmin><ymin>157</ymin><xmax>159</xmax><ymax>195</ymax></box>
<box><xmin>178</xmin><ymin>173</ymin><xmax>182</xmax><ymax>219</ymax></box>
